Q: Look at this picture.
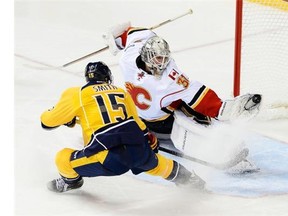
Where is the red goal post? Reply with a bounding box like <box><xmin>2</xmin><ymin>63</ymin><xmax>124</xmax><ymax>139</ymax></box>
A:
<box><xmin>234</xmin><ymin>0</ymin><xmax>288</xmax><ymax>119</ymax></box>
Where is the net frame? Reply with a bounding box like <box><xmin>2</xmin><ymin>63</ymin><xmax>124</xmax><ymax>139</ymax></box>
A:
<box><xmin>234</xmin><ymin>0</ymin><xmax>288</xmax><ymax>119</ymax></box>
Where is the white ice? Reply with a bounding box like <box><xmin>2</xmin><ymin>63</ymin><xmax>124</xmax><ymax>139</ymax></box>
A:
<box><xmin>14</xmin><ymin>0</ymin><xmax>288</xmax><ymax>215</ymax></box>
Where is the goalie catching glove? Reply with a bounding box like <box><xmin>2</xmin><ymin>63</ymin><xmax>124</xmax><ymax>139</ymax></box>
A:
<box><xmin>217</xmin><ymin>94</ymin><xmax>262</xmax><ymax>121</ymax></box>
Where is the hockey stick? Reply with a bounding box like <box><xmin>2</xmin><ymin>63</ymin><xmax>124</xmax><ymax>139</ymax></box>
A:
<box><xmin>62</xmin><ymin>46</ymin><xmax>109</xmax><ymax>67</ymax></box>
<box><xmin>159</xmin><ymin>146</ymin><xmax>249</xmax><ymax>170</ymax></box>
<box><xmin>62</xmin><ymin>8</ymin><xmax>193</xmax><ymax>67</ymax></box>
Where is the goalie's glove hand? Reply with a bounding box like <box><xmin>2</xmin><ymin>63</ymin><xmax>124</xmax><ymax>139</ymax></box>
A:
<box><xmin>64</xmin><ymin>117</ymin><xmax>77</xmax><ymax>128</ymax></box>
<box><xmin>147</xmin><ymin>132</ymin><xmax>159</xmax><ymax>153</ymax></box>
<box><xmin>218</xmin><ymin>94</ymin><xmax>262</xmax><ymax>121</ymax></box>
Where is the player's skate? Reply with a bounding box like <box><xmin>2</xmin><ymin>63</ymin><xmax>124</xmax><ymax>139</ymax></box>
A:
<box><xmin>226</xmin><ymin>159</ymin><xmax>260</xmax><ymax>175</ymax></box>
<box><xmin>186</xmin><ymin>171</ymin><xmax>206</xmax><ymax>189</ymax></box>
<box><xmin>170</xmin><ymin>163</ymin><xmax>206</xmax><ymax>190</ymax></box>
<box><xmin>47</xmin><ymin>176</ymin><xmax>84</xmax><ymax>193</ymax></box>
<box><xmin>176</xmin><ymin>170</ymin><xmax>206</xmax><ymax>190</ymax></box>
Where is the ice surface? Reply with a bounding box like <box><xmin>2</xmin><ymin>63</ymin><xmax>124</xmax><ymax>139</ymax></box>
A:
<box><xmin>14</xmin><ymin>1</ymin><xmax>288</xmax><ymax>215</ymax></box>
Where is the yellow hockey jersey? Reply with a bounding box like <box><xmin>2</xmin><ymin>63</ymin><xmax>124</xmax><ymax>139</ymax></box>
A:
<box><xmin>41</xmin><ymin>83</ymin><xmax>147</xmax><ymax>145</ymax></box>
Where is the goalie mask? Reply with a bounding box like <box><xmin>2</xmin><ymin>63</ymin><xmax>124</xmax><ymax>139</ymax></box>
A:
<box><xmin>140</xmin><ymin>36</ymin><xmax>171</xmax><ymax>78</ymax></box>
<box><xmin>85</xmin><ymin>61</ymin><xmax>113</xmax><ymax>84</ymax></box>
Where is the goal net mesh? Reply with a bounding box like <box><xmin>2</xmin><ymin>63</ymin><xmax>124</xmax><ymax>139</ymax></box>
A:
<box><xmin>237</xmin><ymin>0</ymin><xmax>288</xmax><ymax>119</ymax></box>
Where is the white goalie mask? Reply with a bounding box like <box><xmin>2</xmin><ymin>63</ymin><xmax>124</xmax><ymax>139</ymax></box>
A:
<box><xmin>140</xmin><ymin>36</ymin><xmax>171</xmax><ymax>78</ymax></box>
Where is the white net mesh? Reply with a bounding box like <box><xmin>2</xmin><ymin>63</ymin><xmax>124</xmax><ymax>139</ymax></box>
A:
<box><xmin>240</xmin><ymin>0</ymin><xmax>288</xmax><ymax>119</ymax></box>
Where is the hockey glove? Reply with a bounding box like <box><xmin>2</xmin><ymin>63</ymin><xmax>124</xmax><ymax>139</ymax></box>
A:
<box><xmin>180</xmin><ymin>102</ymin><xmax>212</xmax><ymax>126</ymax></box>
<box><xmin>102</xmin><ymin>21</ymin><xmax>131</xmax><ymax>55</ymax></box>
<box><xmin>147</xmin><ymin>132</ymin><xmax>159</xmax><ymax>153</ymax></box>
<box><xmin>218</xmin><ymin>94</ymin><xmax>262</xmax><ymax>121</ymax></box>
<box><xmin>64</xmin><ymin>117</ymin><xmax>77</xmax><ymax>128</ymax></box>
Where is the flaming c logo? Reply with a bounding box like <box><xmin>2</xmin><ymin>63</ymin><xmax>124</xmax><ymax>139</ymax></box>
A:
<box><xmin>125</xmin><ymin>82</ymin><xmax>151</xmax><ymax>110</ymax></box>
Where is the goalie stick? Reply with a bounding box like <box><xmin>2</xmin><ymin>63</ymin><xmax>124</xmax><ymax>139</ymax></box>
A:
<box><xmin>159</xmin><ymin>146</ymin><xmax>249</xmax><ymax>170</ymax></box>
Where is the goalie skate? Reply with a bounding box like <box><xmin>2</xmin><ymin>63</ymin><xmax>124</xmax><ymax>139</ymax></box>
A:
<box><xmin>225</xmin><ymin>159</ymin><xmax>260</xmax><ymax>175</ymax></box>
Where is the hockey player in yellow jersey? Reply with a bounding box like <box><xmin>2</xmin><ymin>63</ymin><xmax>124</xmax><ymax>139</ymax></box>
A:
<box><xmin>41</xmin><ymin>61</ymin><xmax>205</xmax><ymax>193</ymax></box>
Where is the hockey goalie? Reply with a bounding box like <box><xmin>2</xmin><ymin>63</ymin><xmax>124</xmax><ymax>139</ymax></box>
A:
<box><xmin>103</xmin><ymin>22</ymin><xmax>262</xmax><ymax>174</ymax></box>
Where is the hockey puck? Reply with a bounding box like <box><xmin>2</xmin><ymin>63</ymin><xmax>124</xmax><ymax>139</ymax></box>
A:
<box><xmin>252</xmin><ymin>94</ymin><xmax>261</xmax><ymax>104</ymax></box>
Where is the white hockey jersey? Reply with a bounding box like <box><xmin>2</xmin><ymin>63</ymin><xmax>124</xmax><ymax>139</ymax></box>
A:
<box><xmin>119</xmin><ymin>29</ymin><xmax>222</xmax><ymax>121</ymax></box>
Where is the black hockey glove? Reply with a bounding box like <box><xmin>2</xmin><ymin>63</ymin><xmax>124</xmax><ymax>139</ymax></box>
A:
<box><xmin>180</xmin><ymin>102</ymin><xmax>212</xmax><ymax>126</ymax></box>
<box><xmin>64</xmin><ymin>117</ymin><xmax>77</xmax><ymax>128</ymax></box>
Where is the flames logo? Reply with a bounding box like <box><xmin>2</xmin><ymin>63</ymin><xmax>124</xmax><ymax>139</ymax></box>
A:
<box><xmin>125</xmin><ymin>82</ymin><xmax>151</xmax><ymax>110</ymax></box>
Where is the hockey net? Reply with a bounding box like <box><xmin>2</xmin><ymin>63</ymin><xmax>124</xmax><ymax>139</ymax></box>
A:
<box><xmin>234</xmin><ymin>0</ymin><xmax>288</xmax><ymax>120</ymax></box>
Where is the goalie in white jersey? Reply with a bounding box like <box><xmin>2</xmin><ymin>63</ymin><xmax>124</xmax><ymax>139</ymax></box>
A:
<box><xmin>103</xmin><ymin>22</ymin><xmax>262</xmax><ymax>138</ymax></box>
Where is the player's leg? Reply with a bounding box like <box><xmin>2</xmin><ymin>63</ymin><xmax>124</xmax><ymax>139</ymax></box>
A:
<box><xmin>47</xmin><ymin>148</ymin><xmax>128</xmax><ymax>193</ymax></box>
<box><xmin>131</xmin><ymin>144</ymin><xmax>206</xmax><ymax>189</ymax></box>
<box><xmin>47</xmin><ymin>148</ymin><xmax>84</xmax><ymax>193</ymax></box>
<box><xmin>148</xmin><ymin>153</ymin><xmax>205</xmax><ymax>189</ymax></box>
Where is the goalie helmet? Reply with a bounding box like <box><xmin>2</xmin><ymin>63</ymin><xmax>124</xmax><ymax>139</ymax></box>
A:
<box><xmin>140</xmin><ymin>36</ymin><xmax>171</xmax><ymax>78</ymax></box>
<box><xmin>85</xmin><ymin>61</ymin><xmax>113</xmax><ymax>84</ymax></box>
